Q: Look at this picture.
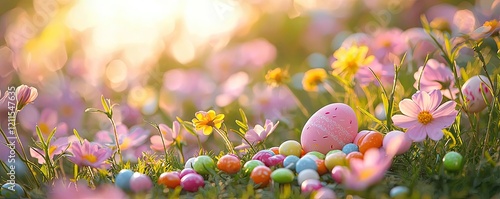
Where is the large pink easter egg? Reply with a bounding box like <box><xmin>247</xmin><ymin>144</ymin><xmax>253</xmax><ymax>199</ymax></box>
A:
<box><xmin>301</xmin><ymin>103</ymin><xmax>358</xmax><ymax>154</ymax></box>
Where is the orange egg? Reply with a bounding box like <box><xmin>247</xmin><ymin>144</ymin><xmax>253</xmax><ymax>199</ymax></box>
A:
<box><xmin>358</xmin><ymin>131</ymin><xmax>383</xmax><ymax>154</ymax></box>
<box><xmin>346</xmin><ymin>151</ymin><xmax>364</xmax><ymax>163</ymax></box>
<box><xmin>315</xmin><ymin>159</ymin><xmax>328</xmax><ymax>175</ymax></box>
<box><xmin>300</xmin><ymin>149</ymin><xmax>306</xmax><ymax>157</ymax></box>
<box><xmin>217</xmin><ymin>155</ymin><xmax>241</xmax><ymax>174</ymax></box>
<box><xmin>158</xmin><ymin>171</ymin><xmax>181</xmax><ymax>189</ymax></box>
<box><xmin>269</xmin><ymin>146</ymin><xmax>280</xmax><ymax>155</ymax></box>
<box><xmin>250</xmin><ymin>166</ymin><xmax>272</xmax><ymax>188</ymax></box>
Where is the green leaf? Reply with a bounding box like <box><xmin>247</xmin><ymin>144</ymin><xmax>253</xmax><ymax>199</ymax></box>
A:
<box><xmin>177</xmin><ymin>117</ymin><xmax>198</xmax><ymax>137</ymax></box>
<box><xmin>46</xmin><ymin>127</ymin><xmax>57</xmax><ymax>147</ymax></box>
<box><xmin>235</xmin><ymin>120</ymin><xmax>248</xmax><ymax>131</ymax></box>
<box><xmin>73</xmin><ymin>129</ymin><xmax>83</xmax><ymax>142</ymax></box>
<box><xmin>357</xmin><ymin>106</ymin><xmax>388</xmax><ymax>131</ymax></box>
<box><xmin>35</xmin><ymin>125</ymin><xmax>46</xmax><ymax>148</ymax></box>
<box><xmin>101</xmin><ymin>95</ymin><xmax>111</xmax><ymax>114</ymax></box>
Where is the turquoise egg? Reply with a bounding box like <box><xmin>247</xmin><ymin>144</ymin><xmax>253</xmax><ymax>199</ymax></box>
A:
<box><xmin>115</xmin><ymin>169</ymin><xmax>134</xmax><ymax>192</ymax></box>
<box><xmin>390</xmin><ymin>186</ymin><xmax>410</xmax><ymax>199</ymax></box>
<box><xmin>283</xmin><ymin>155</ymin><xmax>300</xmax><ymax>170</ymax></box>
<box><xmin>1</xmin><ymin>183</ymin><xmax>25</xmax><ymax>199</ymax></box>
<box><xmin>296</xmin><ymin>157</ymin><xmax>317</xmax><ymax>173</ymax></box>
<box><xmin>342</xmin><ymin>143</ymin><xmax>359</xmax><ymax>155</ymax></box>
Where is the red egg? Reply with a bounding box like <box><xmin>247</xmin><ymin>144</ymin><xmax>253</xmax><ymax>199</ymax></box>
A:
<box><xmin>217</xmin><ymin>155</ymin><xmax>242</xmax><ymax>174</ymax></box>
<box><xmin>358</xmin><ymin>131</ymin><xmax>383</xmax><ymax>154</ymax></box>
<box><xmin>250</xmin><ymin>166</ymin><xmax>272</xmax><ymax>188</ymax></box>
<box><xmin>158</xmin><ymin>171</ymin><xmax>181</xmax><ymax>189</ymax></box>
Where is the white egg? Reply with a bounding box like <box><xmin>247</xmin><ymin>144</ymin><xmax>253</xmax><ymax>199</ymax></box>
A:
<box><xmin>297</xmin><ymin>169</ymin><xmax>320</xmax><ymax>185</ymax></box>
<box><xmin>461</xmin><ymin>75</ymin><xmax>493</xmax><ymax>113</ymax></box>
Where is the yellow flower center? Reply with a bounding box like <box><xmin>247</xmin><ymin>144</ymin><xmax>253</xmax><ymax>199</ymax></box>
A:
<box><xmin>39</xmin><ymin>123</ymin><xmax>50</xmax><ymax>136</ymax></box>
<box><xmin>418</xmin><ymin>111</ymin><xmax>433</xmax><ymax>125</ymax></box>
<box><xmin>265</xmin><ymin>68</ymin><xmax>289</xmax><ymax>86</ymax></box>
<box><xmin>302</xmin><ymin>68</ymin><xmax>327</xmax><ymax>92</ymax></box>
<box><xmin>331</xmin><ymin>45</ymin><xmax>373</xmax><ymax>79</ymax></box>
<box><xmin>483</xmin><ymin>19</ymin><xmax>498</xmax><ymax>33</ymax></box>
<box><xmin>83</xmin><ymin>154</ymin><xmax>97</xmax><ymax>163</ymax></box>
<box><xmin>48</xmin><ymin>146</ymin><xmax>57</xmax><ymax>155</ymax></box>
<box><xmin>430</xmin><ymin>17</ymin><xmax>451</xmax><ymax>33</ymax></box>
<box><xmin>61</xmin><ymin>105</ymin><xmax>74</xmax><ymax>117</ymax></box>
<box><xmin>120</xmin><ymin>138</ymin><xmax>131</xmax><ymax>150</ymax></box>
<box><xmin>192</xmin><ymin>110</ymin><xmax>225</xmax><ymax>135</ymax></box>
<box><xmin>359</xmin><ymin>168</ymin><xmax>375</xmax><ymax>181</ymax></box>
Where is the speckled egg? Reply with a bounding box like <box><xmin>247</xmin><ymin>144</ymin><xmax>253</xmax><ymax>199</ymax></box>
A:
<box><xmin>297</xmin><ymin>169</ymin><xmax>320</xmax><ymax>185</ymax></box>
<box><xmin>129</xmin><ymin>172</ymin><xmax>153</xmax><ymax>193</ymax></box>
<box><xmin>279</xmin><ymin>140</ymin><xmax>303</xmax><ymax>157</ymax></box>
<box><xmin>382</xmin><ymin>130</ymin><xmax>412</xmax><ymax>155</ymax></box>
<box><xmin>250</xmin><ymin>166</ymin><xmax>272</xmax><ymax>188</ymax></box>
<box><xmin>158</xmin><ymin>171</ymin><xmax>181</xmax><ymax>189</ymax></box>
<box><xmin>115</xmin><ymin>169</ymin><xmax>134</xmax><ymax>191</ymax></box>
<box><xmin>301</xmin><ymin>103</ymin><xmax>358</xmax><ymax>154</ymax></box>
<box><xmin>357</xmin><ymin>131</ymin><xmax>383</xmax><ymax>154</ymax></box>
<box><xmin>181</xmin><ymin>173</ymin><xmax>205</xmax><ymax>192</ymax></box>
<box><xmin>301</xmin><ymin>179</ymin><xmax>323</xmax><ymax>192</ymax></box>
<box><xmin>217</xmin><ymin>154</ymin><xmax>241</xmax><ymax>174</ymax></box>
<box><xmin>462</xmin><ymin>75</ymin><xmax>493</xmax><ymax>113</ymax></box>
<box><xmin>271</xmin><ymin>168</ymin><xmax>295</xmax><ymax>183</ymax></box>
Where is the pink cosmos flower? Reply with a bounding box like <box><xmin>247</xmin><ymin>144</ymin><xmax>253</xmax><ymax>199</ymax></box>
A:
<box><xmin>392</xmin><ymin>90</ymin><xmax>458</xmax><ymax>142</ymax></box>
<box><xmin>30</xmin><ymin>137</ymin><xmax>72</xmax><ymax>164</ymax></box>
<box><xmin>15</xmin><ymin>85</ymin><xmax>38</xmax><ymax>111</ymax></box>
<box><xmin>331</xmin><ymin>148</ymin><xmax>392</xmax><ymax>191</ymax></box>
<box><xmin>413</xmin><ymin>59</ymin><xmax>459</xmax><ymax>99</ymax></box>
<box><xmin>355</xmin><ymin>59</ymin><xmax>395</xmax><ymax>87</ymax></box>
<box><xmin>95</xmin><ymin>125</ymin><xmax>150</xmax><ymax>162</ymax></box>
<box><xmin>150</xmin><ymin>121</ymin><xmax>180</xmax><ymax>151</ymax></box>
<box><xmin>68</xmin><ymin>140</ymin><xmax>112</xmax><ymax>169</ymax></box>
<box><xmin>19</xmin><ymin>108</ymin><xmax>68</xmax><ymax>139</ymax></box>
<box><xmin>249</xmin><ymin>83</ymin><xmax>296</xmax><ymax>122</ymax></box>
<box><xmin>235</xmin><ymin>120</ymin><xmax>279</xmax><ymax>150</ymax></box>
<box><xmin>370</xmin><ymin>28</ymin><xmax>408</xmax><ymax>63</ymax></box>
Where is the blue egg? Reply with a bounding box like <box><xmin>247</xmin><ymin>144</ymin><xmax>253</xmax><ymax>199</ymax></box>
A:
<box><xmin>390</xmin><ymin>186</ymin><xmax>410</xmax><ymax>199</ymax></box>
<box><xmin>1</xmin><ymin>183</ymin><xmax>25</xmax><ymax>199</ymax></box>
<box><xmin>295</xmin><ymin>157</ymin><xmax>317</xmax><ymax>173</ymax></box>
<box><xmin>283</xmin><ymin>155</ymin><xmax>300</xmax><ymax>170</ymax></box>
<box><xmin>342</xmin><ymin>143</ymin><xmax>359</xmax><ymax>155</ymax></box>
<box><xmin>115</xmin><ymin>169</ymin><xmax>134</xmax><ymax>192</ymax></box>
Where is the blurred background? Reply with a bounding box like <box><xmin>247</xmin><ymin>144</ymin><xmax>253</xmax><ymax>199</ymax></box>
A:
<box><xmin>0</xmin><ymin>0</ymin><xmax>498</xmax><ymax>157</ymax></box>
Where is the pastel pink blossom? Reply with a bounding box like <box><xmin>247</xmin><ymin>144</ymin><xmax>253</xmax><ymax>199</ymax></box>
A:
<box><xmin>19</xmin><ymin>108</ymin><xmax>68</xmax><ymax>139</ymax></box>
<box><xmin>150</xmin><ymin>121</ymin><xmax>180</xmax><ymax>151</ymax></box>
<box><xmin>331</xmin><ymin>148</ymin><xmax>392</xmax><ymax>191</ymax></box>
<box><xmin>30</xmin><ymin>136</ymin><xmax>73</xmax><ymax>164</ymax></box>
<box><xmin>48</xmin><ymin>181</ymin><xmax>126</xmax><ymax>199</ymax></box>
<box><xmin>95</xmin><ymin>125</ymin><xmax>149</xmax><ymax>152</ymax></box>
<box><xmin>235</xmin><ymin>120</ymin><xmax>279</xmax><ymax>150</ymax></box>
<box><xmin>15</xmin><ymin>85</ymin><xmax>38</xmax><ymax>111</ymax></box>
<box><xmin>392</xmin><ymin>90</ymin><xmax>458</xmax><ymax>142</ymax></box>
<box><xmin>355</xmin><ymin>59</ymin><xmax>395</xmax><ymax>87</ymax></box>
<box><xmin>370</xmin><ymin>28</ymin><xmax>409</xmax><ymax>63</ymax></box>
<box><xmin>68</xmin><ymin>140</ymin><xmax>112</xmax><ymax>169</ymax></box>
<box><xmin>413</xmin><ymin>59</ymin><xmax>459</xmax><ymax>99</ymax></box>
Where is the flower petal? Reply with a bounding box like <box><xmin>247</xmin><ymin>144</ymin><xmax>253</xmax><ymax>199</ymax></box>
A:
<box><xmin>399</xmin><ymin>99</ymin><xmax>420</xmax><ymax>117</ymax></box>
<box><xmin>426</xmin><ymin>89</ymin><xmax>443</xmax><ymax>112</ymax></box>
<box><xmin>425</xmin><ymin>126</ymin><xmax>444</xmax><ymax>141</ymax></box>
<box><xmin>432</xmin><ymin>101</ymin><xmax>458</xmax><ymax>118</ymax></box>
<box><xmin>406</xmin><ymin>125</ymin><xmax>426</xmax><ymax>142</ymax></box>
<box><xmin>203</xmin><ymin>126</ymin><xmax>213</xmax><ymax>135</ymax></box>
<box><xmin>392</xmin><ymin>115</ymin><xmax>418</xmax><ymax>128</ymax></box>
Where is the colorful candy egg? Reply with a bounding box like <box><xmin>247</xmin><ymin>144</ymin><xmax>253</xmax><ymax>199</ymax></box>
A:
<box><xmin>297</xmin><ymin>169</ymin><xmax>320</xmax><ymax>185</ymax></box>
<box><xmin>443</xmin><ymin>151</ymin><xmax>463</xmax><ymax>171</ymax></box>
<box><xmin>315</xmin><ymin>159</ymin><xmax>328</xmax><ymax>175</ymax></box>
<box><xmin>305</xmin><ymin>151</ymin><xmax>326</xmax><ymax>160</ymax></box>
<box><xmin>346</xmin><ymin>152</ymin><xmax>364</xmax><ymax>163</ymax></box>
<box><xmin>158</xmin><ymin>171</ymin><xmax>181</xmax><ymax>189</ymax></box>
<box><xmin>185</xmin><ymin>157</ymin><xmax>196</xmax><ymax>169</ymax></box>
<box><xmin>115</xmin><ymin>169</ymin><xmax>134</xmax><ymax>191</ymax></box>
<box><xmin>382</xmin><ymin>130</ymin><xmax>412</xmax><ymax>155</ymax></box>
<box><xmin>267</xmin><ymin>154</ymin><xmax>286</xmax><ymax>167</ymax></box>
<box><xmin>129</xmin><ymin>172</ymin><xmax>153</xmax><ymax>193</ymax></box>
<box><xmin>296</xmin><ymin>157</ymin><xmax>318</xmax><ymax>173</ymax></box>
<box><xmin>462</xmin><ymin>75</ymin><xmax>493</xmax><ymax>113</ymax></box>
<box><xmin>279</xmin><ymin>140</ymin><xmax>303</xmax><ymax>157</ymax></box>
<box><xmin>243</xmin><ymin>160</ymin><xmax>265</xmax><ymax>175</ymax></box>
<box><xmin>271</xmin><ymin>168</ymin><xmax>295</xmax><ymax>183</ymax></box>
<box><xmin>181</xmin><ymin>173</ymin><xmax>205</xmax><ymax>192</ymax></box>
<box><xmin>342</xmin><ymin>143</ymin><xmax>359</xmax><ymax>155</ymax></box>
<box><xmin>357</xmin><ymin>131</ymin><xmax>383</xmax><ymax>154</ymax></box>
<box><xmin>250</xmin><ymin>166</ymin><xmax>272</xmax><ymax>188</ymax></box>
<box><xmin>324</xmin><ymin>151</ymin><xmax>346</xmax><ymax>171</ymax></box>
<box><xmin>283</xmin><ymin>155</ymin><xmax>300</xmax><ymax>170</ymax></box>
<box><xmin>252</xmin><ymin>150</ymin><xmax>275</xmax><ymax>166</ymax></box>
<box><xmin>301</xmin><ymin>179</ymin><xmax>323</xmax><ymax>192</ymax></box>
<box><xmin>301</xmin><ymin>103</ymin><xmax>358</xmax><ymax>154</ymax></box>
<box><xmin>217</xmin><ymin>154</ymin><xmax>241</xmax><ymax>174</ymax></box>
<box><xmin>390</xmin><ymin>186</ymin><xmax>410</xmax><ymax>199</ymax></box>
<box><xmin>180</xmin><ymin>168</ymin><xmax>197</xmax><ymax>179</ymax></box>
<box><xmin>193</xmin><ymin>156</ymin><xmax>215</xmax><ymax>175</ymax></box>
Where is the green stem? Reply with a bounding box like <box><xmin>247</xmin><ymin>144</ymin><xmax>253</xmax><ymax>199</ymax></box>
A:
<box><xmin>215</xmin><ymin>128</ymin><xmax>235</xmax><ymax>154</ymax></box>
<box><xmin>109</xmin><ymin>117</ymin><xmax>123</xmax><ymax>165</ymax></box>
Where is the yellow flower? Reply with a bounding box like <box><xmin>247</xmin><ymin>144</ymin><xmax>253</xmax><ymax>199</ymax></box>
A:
<box><xmin>331</xmin><ymin>45</ymin><xmax>374</xmax><ymax>79</ymax></box>
<box><xmin>265</xmin><ymin>68</ymin><xmax>289</xmax><ymax>87</ymax></box>
<box><xmin>192</xmin><ymin>110</ymin><xmax>225</xmax><ymax>135</ymax></box>
<box><xmin>302</xmin><ymin>68</ymin><xmax>328</xmax><ymax>92</ymax></box>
